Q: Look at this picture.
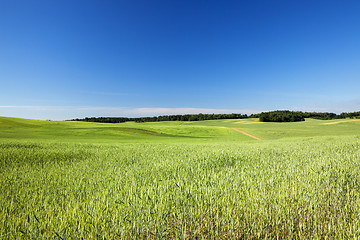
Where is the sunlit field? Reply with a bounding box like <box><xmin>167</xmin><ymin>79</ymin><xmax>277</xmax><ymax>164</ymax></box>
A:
<box><xmin>1</xmin><ymin>117</ymin><xmax>360</xmax><ymax>238</ymax></box>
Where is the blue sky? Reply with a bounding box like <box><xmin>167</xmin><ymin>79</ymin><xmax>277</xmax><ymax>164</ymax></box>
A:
<box><xmin>1</xmin><ymin>0</ymin><xmax>360</xmax><ymax>120</ymax></box>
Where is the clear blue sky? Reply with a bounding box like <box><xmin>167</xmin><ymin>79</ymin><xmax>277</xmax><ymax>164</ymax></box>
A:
<box><xmin>1</xmin><ymin>0</ymin><xmax>360</xmax><ymax>119</ymax></box>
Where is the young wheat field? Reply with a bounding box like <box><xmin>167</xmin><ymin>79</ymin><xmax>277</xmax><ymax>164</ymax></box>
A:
<box><xmin>1</xmin><ymin>117</ymin><xmax>360</xmax><ymax>239</ymax></box>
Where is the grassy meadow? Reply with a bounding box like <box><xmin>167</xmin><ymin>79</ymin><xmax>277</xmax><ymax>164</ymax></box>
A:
<box><xmin>1</xmin><ymin>116</ymin><xmax>360</xmax><ymax>238</ymax></box>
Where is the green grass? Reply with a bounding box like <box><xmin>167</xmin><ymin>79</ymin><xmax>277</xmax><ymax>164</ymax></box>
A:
<box><xmin>0</xmin><ymin>117</ymin><xmax>252</xmax><ymax>143</ymax></box>
<box><xmin>1</xmin><ymin>116</ymin><xmax>360</xmax><ymax>238</ymax></box>
<box><xmin>188</xmin><ymin>117</ymin><xmax>360</xmax><ymax>140</ymax></box>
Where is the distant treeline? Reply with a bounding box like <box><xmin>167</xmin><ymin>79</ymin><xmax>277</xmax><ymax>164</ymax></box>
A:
<box><xmin>253</xmin><ymin>110</ymin><xmax>360</xmax><ymax>122</ymax></box>
<box><xmin>71</xmin><ymin>111</ymin><xmax>360</xmax><ymax>123</ymax></box>
<box><xmin>304</xmin><ymin>111</ymin><xmax>360</xmax><ymax>120</ymax></box>
<box><xmin>257</xmin><ymin>111</ymin><xmax>305</xmax><ymax>122</ymax></box>
<box><xmin>71</xmin><ymin>113</ymin><xmax>248</xmax><ymax>123</ymax></box>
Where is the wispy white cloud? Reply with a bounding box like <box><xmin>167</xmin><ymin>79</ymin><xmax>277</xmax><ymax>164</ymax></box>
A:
<box><xmin>123</xmin><ymin>108</ymin><xmax>261</xmax><ymax>116</ymax></box>
<box><xmin>291</xmin><ymin>98</ymin><xmax>360</xmax><ymax>113</ymax></box>
<box><xmin>0</xmin><ymin>105</ymin><xmax>67</xmax><ymax>110</ymax></box>
<box><xmin>82</xmin><ymin>91</ymin><xmax>129</xmax><ymax>96</ymax></box>
<box><xmin>0</xmin><ymin>106</ymin><xmax>263</xmax><ymax>120</ymax></box>
<box><xmin>1</xmin><ymin>100</ymin><xmax>359</xmax><ymax>121</ymax></box>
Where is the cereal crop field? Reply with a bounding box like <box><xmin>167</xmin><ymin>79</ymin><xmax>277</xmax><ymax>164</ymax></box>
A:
<box><xmin>1</xmin><ymin>117</ymin><xmax>360</xmax><ymax>239</ymax></box>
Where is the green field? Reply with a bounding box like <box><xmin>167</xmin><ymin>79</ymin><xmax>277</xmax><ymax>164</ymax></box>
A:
<box><xmin>1</xmin><ymin>116</ymin><xmax>360</xmax><ymax>238</ymax></box>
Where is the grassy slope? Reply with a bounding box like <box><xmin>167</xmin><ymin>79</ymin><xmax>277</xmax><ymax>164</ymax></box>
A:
<box><xmin>1</xmin><ymin>117</ymin><xmax>360</xmax><ymax>238</ymax></box>
<box><xmin>0</xmin><ymin>117</ymin><xmax>250</xmax><ymax>143</ymax></box>
<box><xmin>1</xmin><ymin>116</ymin><xmax>360</xmax><ymax>143</ymax></box>
<box><xmin>188</xmin><ymin>118</ymin><xmax>360</xmax><ymax>140</ymax></box>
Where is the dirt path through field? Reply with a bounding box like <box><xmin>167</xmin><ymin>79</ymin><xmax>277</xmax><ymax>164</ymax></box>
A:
<box><xmin>232</xmin><ymin>128</ymin><xmax>263</xmax><ymax>140</ymax></box>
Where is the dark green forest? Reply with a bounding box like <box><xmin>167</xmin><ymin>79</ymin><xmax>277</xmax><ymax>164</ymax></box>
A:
<box><xmin>254</xmin><ymin>111</ymin><xmax>360</xmax><ymax>122</ymax></box>
<box><xmin>258</xmin><ymin>111</ymin><xmax>305</xmax><ymax>122</ymax></box>
<box><xmin>71</xmin><ymin>113</ymin><xmax>248</xmax><ymax>123</ymax></box>
<box><xmin>71</xmin><ymin>111</ymin><xmax>360</xmax><ymax>123</ymax></box>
